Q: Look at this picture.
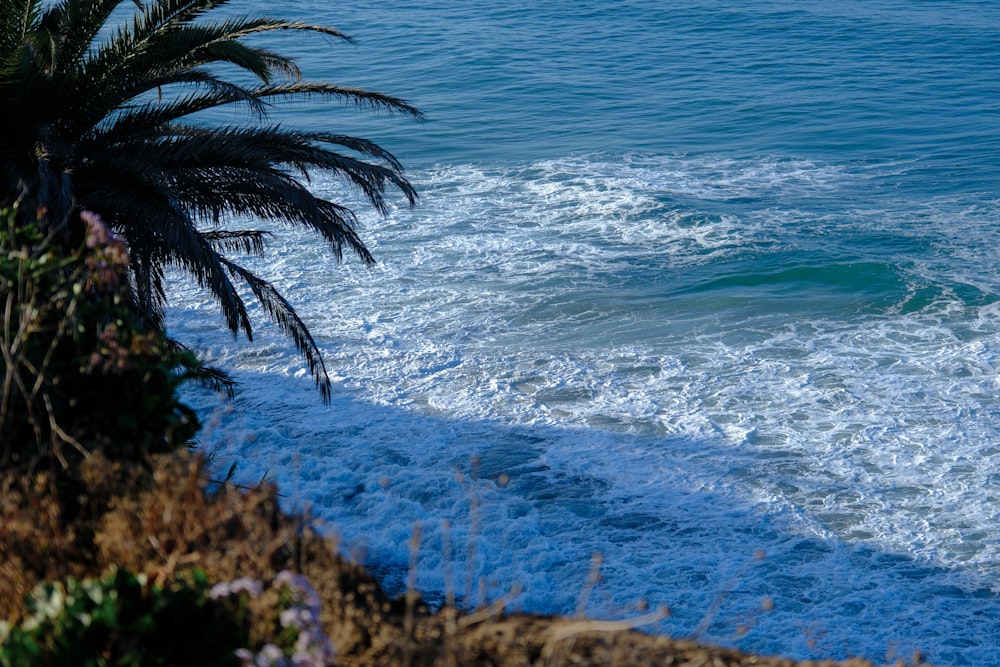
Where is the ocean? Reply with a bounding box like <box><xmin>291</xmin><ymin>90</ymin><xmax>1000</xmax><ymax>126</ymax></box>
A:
<box><xmin>167</xmin><ymin>1</ymin><xmax>1000</xmax><ymax>663</ymax></box>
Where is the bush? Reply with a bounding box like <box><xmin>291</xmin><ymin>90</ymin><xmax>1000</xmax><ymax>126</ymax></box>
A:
<box><xmin>0</xmin><ymin>568</ymin><xmax>249</xmax><ymax>667</ymax></box>
<box><xmin>0</xmin><ymin>567</ymin><xmax>337</xmax><ymax>667</ymax></box>
<box><xmin>0</xmin><ymin>453</ymin><xmax>387</xmax><ymax>665</ymax></box>
<box><xmin>0</xmin><ymin>206</ymin><xmax>200</xmax><ymax>469</ymax></box>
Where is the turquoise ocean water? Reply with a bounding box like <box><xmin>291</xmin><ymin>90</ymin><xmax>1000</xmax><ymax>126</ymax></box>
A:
<box><xmin>170</xmin><ymin>1</ymin><xmax>1000</xmax><ymax>663</ymax></box>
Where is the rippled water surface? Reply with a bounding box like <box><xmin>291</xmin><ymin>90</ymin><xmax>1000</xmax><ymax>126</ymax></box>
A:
<box><xmin>170</xmin><ymin>2</ymin><xmax>1000</xmax><ymax>663</ymax></box>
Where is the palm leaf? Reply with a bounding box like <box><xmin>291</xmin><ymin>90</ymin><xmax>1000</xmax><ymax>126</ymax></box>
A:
<box><xmin>1</xmin><ymin>0</ymin><xmax>420</xmax><ymax>403</ymax></box>
<box><xmin>202</xmin><ymin>230</ymin><xmax>270</xmax><ymax>257</ymax></box>
<box><xmin>166</xmin><ymin>337</ymin><xmax>236</xmax><ymax>398</ymax></box>
<box><xmin>0</xmin><ymin>0</ymin><xmax>40</xmax><ymax>66</ymax></box>
<box><xmin>219</xmin><ymin>255</ymin><xmax>333</xmax><ymax>403</ymax></box>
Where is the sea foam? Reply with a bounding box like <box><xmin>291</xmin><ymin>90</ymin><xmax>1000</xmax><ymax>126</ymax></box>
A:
<box><xmin>171</xmin><ymin>154</ymin><xmax>1000</xmax><ymax>665</ymax></box>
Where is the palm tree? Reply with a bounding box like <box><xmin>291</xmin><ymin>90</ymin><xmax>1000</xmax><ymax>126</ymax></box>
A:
<box><xmin>0</xmin><ymin>0</ymin><xmax>421</xmax><ymax>401</ymax></box>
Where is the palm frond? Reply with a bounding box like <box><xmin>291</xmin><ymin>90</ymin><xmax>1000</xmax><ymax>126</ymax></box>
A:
<box><xmin>202</xmin><ymin>229</ymin><xmax>271</xmax><ymax>257</ymax></box>
<box><xmin>48</xmin><ymin>0</ymin><xmax>141</xmax><ymax>76</ymax></box>
<box><xmin>219</xmin><ymin>256</ymin><xmax>333</xmax><ymax>403</ymax></box>
<box><xmin>64</xmin><ymin>15</ymin><xmax>358</xmax><ymax>135</ymax></box>
<box><xmin>96</xmin><ymin>79</ymin><xmax>271</xmax><ymax>137</ymax></box>
<box><xmin>0</xmin><ymin>0</ymin><xmax>40</xmax><ymax>66</ymax></box>
<box><xmin>130</xmin><ymin>0</ymin><xmax>233</xmax><ymax>39</ymax></box>
<box><xmin>100</xmin><ymin>79</ymin><xmax>423</xmax><ymax>145</ymax></box>
<box><xmin>74</xmin><ymin>160</ymin><xmax>255</xmax><ymax>337</ymax></box>
<box><xmin>81</xmin><ymin>124</ymin><xmax>409</xmax><ymax>263</ymax></box>
<box><xmin>156</xmin><ymin>124</ymin><xmax>418</xmax><ymax>209</ymax></box>
<box><xmin>166</xmin><ymin>337</ymin><xmax>236</xmax><ymax>398</ymax></box>
<box><xmin>1</xmin><ymin>0</ymin><xmax>421</xmax><ymax>402</ymax></box>
<box><xmin>251</xmin><ymin>81</ymin><xmax>425</xmax><ymax>119</ymax></box>
<box><xmin>176</xmin><ymin>167</ymin><xmax>375</xmax><ymax>263</ymax></box>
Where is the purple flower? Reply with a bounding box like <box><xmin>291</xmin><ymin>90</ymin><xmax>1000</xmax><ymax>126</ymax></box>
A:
<box><xmin>234</xmin><ymin>572</ymin><xmax>336</xmax><ymax>667</ymax></box>
<box><xmin>210</xmin><ymin>577</ymin><xmax>262</xmax><ymax>599</ymax></box>
<box><xmin>80</xmin><ymin>210</ymin><xmax>114</xmax><ymax>249</ymax></box>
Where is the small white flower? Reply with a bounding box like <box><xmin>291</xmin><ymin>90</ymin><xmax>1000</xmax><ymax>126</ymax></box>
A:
<box><xmin>256</xmin><ymin>644</ymin><xmax>290</xmax><ymax>667</ymax></box>
<box><xmin>279</xmin><ymin>607</ymin><xmax>304</xmax><ymax>629</ymax></box>
<box><xmin>230</xmin><ymin>577</ymin><xmax>263</xmax><ymax>597</ymax></box>
<box><xmin>209</xmin><ymin>582</ymin><xmax>233</xmax><ymax>599</ymax></box>
<box><xmin>210</xmin><ymin>577</ymin><xmax>262</xmax><ymax>599</ymax></box>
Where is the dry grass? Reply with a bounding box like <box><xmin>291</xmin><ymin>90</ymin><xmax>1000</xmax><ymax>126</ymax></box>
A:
<box><xmin>0</xmin><ymin>452</ymin><xmax>933</xmax><ymax>667</ymax></box>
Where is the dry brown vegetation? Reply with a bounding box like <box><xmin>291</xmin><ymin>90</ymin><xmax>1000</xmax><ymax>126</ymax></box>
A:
<box><xmin>0</xmin><ymin>451</ymin><xmax>933</xmax><ymax>667</ymax></box>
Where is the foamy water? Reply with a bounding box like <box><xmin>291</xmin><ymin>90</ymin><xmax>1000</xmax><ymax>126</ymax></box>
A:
<box><xmin>171</xmin><ymin>152</ymin><xmax>1000</xmax><ymax>665</ymax></box>
<box><xmin>157</xmin><ymin>0</ymin><xmax>1000</xmax><ymax>662</ymax></box>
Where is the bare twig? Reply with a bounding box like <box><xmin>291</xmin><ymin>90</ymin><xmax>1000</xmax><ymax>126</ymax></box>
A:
<box><xmin>575</xmin><ymin>552</ymin><xmax>603</xmax><ymax>618</ymax></box>
<box><xmin>456</xmin><ymin>583</ymin><xmax>522</xmax><ymax>630</ymax></box>
<box><xmin>691</xmin><ymin>549</ymin><xmax>766</xmax><ymax>641</ymax></box>
<box><xmin>465</xmin><ymin>455</ymin><xmax>480</xmax><ymax>607</ymax></box>
<box><xmin>403</xmin><ymin>521</ymin><xmax>422</xmax><ymax>667</ymax></box>
<box><xmin>539</xmin><ymin>607</ymin><xmax>670</xmax><ymax>667</ymax></box>
<box><xmin>441</xmin><ymin>519</ymin><xmax>457</xmax><ymax>635</ymax></box>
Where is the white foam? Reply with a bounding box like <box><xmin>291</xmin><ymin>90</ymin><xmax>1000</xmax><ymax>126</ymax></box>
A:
<box><xmin>170</xmin><ymin>154</ymin><xmax>1000</xmax><ymax>665</ymax></box>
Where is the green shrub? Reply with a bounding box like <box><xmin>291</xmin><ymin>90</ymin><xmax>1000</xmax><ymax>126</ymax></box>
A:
<box><xmin>0</xmin><ymin>568</ymin><xmax>248</xmax><ymax>667</ymax></box>
<box><xmin>0</xmin><ymin>206</ymin><xmax>200</xmax><ymax>469</ymax></box>
<box><xmin>0</xmin><ymin>569</ymin><xmax>336</xmax><ymax>667</ymax></box>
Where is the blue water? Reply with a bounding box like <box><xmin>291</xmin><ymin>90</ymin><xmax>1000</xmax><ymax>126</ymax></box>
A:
<box><xmin>169</xmin><ymin>1</ymin><xmax>1000</xmax><ymax>663</ymax></box>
